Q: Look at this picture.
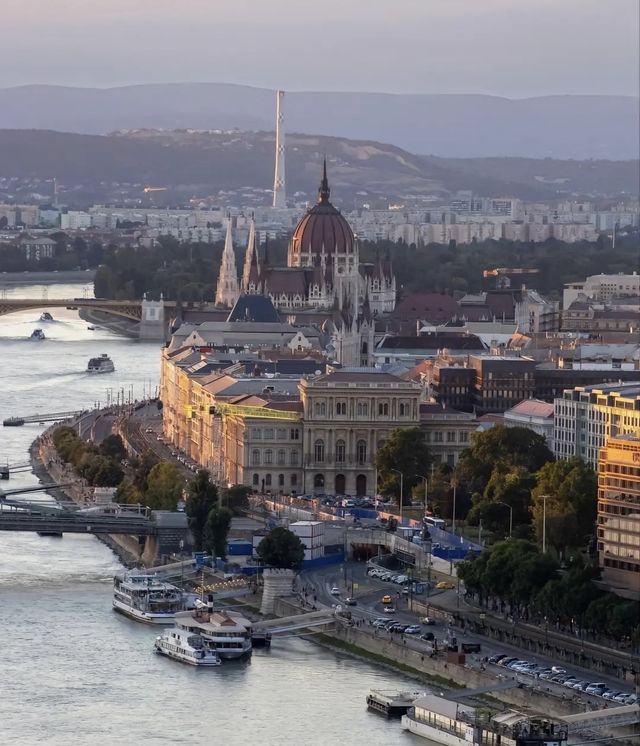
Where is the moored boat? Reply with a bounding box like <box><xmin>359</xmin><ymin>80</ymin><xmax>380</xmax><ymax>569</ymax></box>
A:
<box><xmin>113</xmin><ymin>571</ymin><xmax>187</xmax><ymax>624</ymax></box>
<box><xmin>173</xmin><ymin>604</ymin><xmax>253</xmax><ymax>659</ymax></box>
<box><xmin>154</xmin><ymin>628</ymin><xmax>221</xmax><ymax>666</ymax></box>
<box><xmin>30</xmin><ymin>329</ymin><xmax>46</xmax><ymax>340</ymax></box>
<box><xmin>40</xmin><ymin>312</ymin><xmax>54</xmax><ymax>322</ymax></box>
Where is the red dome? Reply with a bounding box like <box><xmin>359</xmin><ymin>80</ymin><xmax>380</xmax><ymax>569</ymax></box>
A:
<box><xmin>289</xmin><ymin>162</ymin><xmax>355</xmax><ymax>265</ymax></box>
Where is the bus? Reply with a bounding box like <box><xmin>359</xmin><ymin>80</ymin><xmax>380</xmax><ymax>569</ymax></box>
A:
<box><xmin>423</xmin><ymin>516</ymin><xmax>446</xmax><ymax>530</ymax></box>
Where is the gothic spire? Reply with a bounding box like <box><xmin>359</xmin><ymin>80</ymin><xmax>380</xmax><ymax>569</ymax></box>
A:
<box><xmin>318</xmin><ymin>157</ymin><xmax>330</xmax><ymax>204</ymax></box>
<box><xmin>241</xmin><ymin>217</ymin><xmax>261</xmax><ymax>292</ymax></box>
<box><xmin>215</xmin><ymin>216</ymin><xmax>240</xmax><ymax>307</ymax></box>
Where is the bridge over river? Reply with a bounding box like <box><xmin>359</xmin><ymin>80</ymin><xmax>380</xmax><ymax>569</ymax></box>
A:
<box><xmin>0</xmin><ymin>296</ymin><xmax>177</xmax><ymax>340</ymax></box>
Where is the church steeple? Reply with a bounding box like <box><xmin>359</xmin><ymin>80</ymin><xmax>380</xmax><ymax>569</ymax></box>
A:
<box><xmin>241</xmin><ymin>216</ymin><xmax>261</xmax><ymax>293</ymax></box>
<box><xmin>215</xmin><ymin>216</ymin><xmax>240</xmax><ymax>307</ymax></box>
<box><xmin>318</xmin><ymin>157</ymin><xmax>330</xmax><ymax>204</ymax></box>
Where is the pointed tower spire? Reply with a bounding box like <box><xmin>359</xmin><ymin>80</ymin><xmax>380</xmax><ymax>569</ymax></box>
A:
<box><xmin>241</xmin><ymin>217</ymin><xmax>261</xmax><ymax>293</ymax></box>
<box><xmin>318</xmin><ymin>157</ymin><xmax>330</xmax><ymax>204</ymax></box>
<box><xmin>215</xmin><ymin>217</ymin><xmax>240</xmax><ymax>307</ymax></box>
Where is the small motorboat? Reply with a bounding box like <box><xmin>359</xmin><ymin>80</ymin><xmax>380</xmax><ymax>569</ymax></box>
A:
<box><xmin>40</xmin><ymin>312</ymin><xmax>54</xmax><ymax>322</ymax></box>
<box><xmin>30</xmin><ymin>328</ymin><xmax>46</xmax><ymax>340</ymax></box>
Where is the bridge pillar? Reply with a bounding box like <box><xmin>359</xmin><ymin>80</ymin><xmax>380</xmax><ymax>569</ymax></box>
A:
<box><xmin>260</xmin><ymin>568</ymin><xmax>295</xmax><ymax>615</ymax></box>
<box><xmin>139</xmin><ymin>297</ymin><xmax>167</xmax><ymax>341</ymax></box>
<box><xmin>145</xmin><ymin>511</ymin><xmax>192</xmax><ymax>566</ymax></box>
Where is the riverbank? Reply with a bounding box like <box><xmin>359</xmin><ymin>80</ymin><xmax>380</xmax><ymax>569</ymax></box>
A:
<box><xmin>0</xmin><ymin>270</ymin><xmax>96</xmax><ymax>285</ymax></box>
<box><xmin>29</xmin><ymin>427</ymin><xmax>143</xmax><ymax>568</ymax></box>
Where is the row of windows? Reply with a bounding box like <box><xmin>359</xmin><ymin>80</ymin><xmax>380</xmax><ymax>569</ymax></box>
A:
<box><xmin>312</xmin><ymin>401</ymin><xmax>411</xmax><ymax>417</ymax></box>
<box><xmin>251</xmin><ymin>449</ymin><xmax>299</xmax><ymax>466</ymax></box>
<box><xmin>252</xmin><ymin>473</ymin><xmax>297</xmax><ymax>488</ymax></box>
<box><xmin>313</xmin><ymin>439</ymin><xmax>368</xmax><ymax>464</ymax></box>
<box><xmin>424</xmin><ymin>430</ymin><xmax>469</xmax><ymax>444</ymax></box>
<box><xmin>251</xmin><ymin>428</ymin><xmax>300</xmax><ymax>440</ymax></box>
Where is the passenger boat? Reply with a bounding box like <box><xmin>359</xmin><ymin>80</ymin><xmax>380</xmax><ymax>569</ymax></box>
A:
<box><xmin>173</xmin><ymin>604</ymin><xmax>253</xmax><ymax>659</ymax></box>
<box><xmin>40</xmin><ymin>312</ymin><xmax>54</xmax><ymax>322</ymax></box>
<box><xmin>154</xmin><ymin>628</ymin><xmax>221</xmax><ymax>666</ymax></box>
<box><xmin>113</xmin><ymin>572</ymin><xmax>188</xmax><ymax>624</ymax></box>
<box><xmin>401</xmin><ymin>694</ymin><xmax>567</xmax><ymax>746</ymax></box>
<box><xmin>30</xmin><ymin>328</ymin><xmax>46</xmax><ymax>340</ymax></box>
<box><xmin>87</xmin><ymin>353</ymin><xmax>115</xmax><ymax>374</ymax></box>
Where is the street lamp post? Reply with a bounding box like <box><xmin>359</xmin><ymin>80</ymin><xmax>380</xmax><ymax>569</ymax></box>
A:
<box><xmin>496</xmin><ymin>501</ymin><xmax>513</xmax><ymax>539</ymax></box>
<box><xmin>391</xmin><ymin>468</ymin><xmax>403</xmax><ymax>523</ymax></box>
<box><xmin>542</xmin><ymin>494</ymin><xmax>548</xmax><ymax>553</ymax></box>
<box><xmin>451</xmin><ymin>478</ymin><xmax>458</xmax><ymax>534</ymax></box>
<box><xmin>416</xmin><ymin>474</ymin><xmax>428</xmax><ymax>515</ymax></box>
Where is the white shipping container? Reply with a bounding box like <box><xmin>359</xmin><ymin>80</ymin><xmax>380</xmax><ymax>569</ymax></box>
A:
<box><xmin>290</xmin><ymin>520</ymin><xmax>324</xmax><ymax>537</ymax></box>
<box><xmin>298</xmin><ymin>536</ymin><xmax>324</xmax><ymax>551</ymax></box>
<box><xmin>303</xmin><ymin>546</ymin><xmax>324</xmax><ymax>561</ymax></box>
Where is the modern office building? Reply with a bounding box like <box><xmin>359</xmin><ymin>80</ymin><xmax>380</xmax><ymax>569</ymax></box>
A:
<box><xmin>597</xmin><ymin>434</ymin><xmax>640</xmax><ymax>596</ymax></box>
<box><xmin>554</xmin><ymin>382</ymin><xmax>640</xmax><ymax>467</ymax></box>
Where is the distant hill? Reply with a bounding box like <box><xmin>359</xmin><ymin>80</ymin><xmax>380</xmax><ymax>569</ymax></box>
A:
<box><xmin>0</xmin><ymin>83</ymin><xmax>637</xmax><ymax>160</ymax></box>
<box><xmin>0</xmin><ymin>129</ymin><xmax>636</xmax><ymax>207</ymax></box>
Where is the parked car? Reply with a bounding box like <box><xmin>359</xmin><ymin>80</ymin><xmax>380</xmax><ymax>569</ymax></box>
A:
<box><xmin>420</xmin><ymin>617</ymin><xmax>436</xmax><ymax>625</ymax></box>
<box><xmin>488</xmin><ymin>654</ymin><xmax>507</xmax><ymax>664</ymax></box>
<box><xmin>436</xmin><ymin>581</ymin><xmax>455</xmax><ymax>590</ymax></box>
<box><xmin>330</xmin><ymin>586</ymin><xmax>340</xmax><ymax>596</ymax></box>
<box><xmin>420</xmin><ymin>631</ymin><xmax>435</xmax><ymax>642</ymax></box>
<box><xmin>551</xmin><ymin>666</ymin><xmax>567</xmax><ymax>674</ymax></box>
<box><xmin>404</xmin><ymin>625</ymin><xmax>421</xmax><ymax>635</ymax></box>
<box><xmin>585</xmin><ymin>683</ymin><xmax>607</xmax><ymax>696</ymax></box>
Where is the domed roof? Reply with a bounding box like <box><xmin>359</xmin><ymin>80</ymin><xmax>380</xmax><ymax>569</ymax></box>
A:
<box><xmin>289</xmin><ymin>161</ymin><xmax>355</xmax><ymax>263</ymax></box>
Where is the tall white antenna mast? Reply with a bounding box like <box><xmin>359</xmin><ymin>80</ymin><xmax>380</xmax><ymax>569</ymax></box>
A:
<box><xmin>272</xmin><ymin>90</ymin><xmax>286</xmax><ymax>208</ymax></box>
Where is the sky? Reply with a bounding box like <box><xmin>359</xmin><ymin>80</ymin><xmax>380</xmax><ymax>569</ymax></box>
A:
<box><xmin>1</xmin><ymin>0</ymin><xmax>638</xmax><ymax>97</ymax></box>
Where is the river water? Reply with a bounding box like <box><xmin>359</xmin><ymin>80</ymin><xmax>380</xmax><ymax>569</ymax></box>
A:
<box><xmin>0</xmin><ymin>283</ymin><xmax>422</xmax><ymax>745</ymax></box>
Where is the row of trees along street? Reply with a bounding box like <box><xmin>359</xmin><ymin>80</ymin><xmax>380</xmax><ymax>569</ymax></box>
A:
<box><xmin>376</xmin><ymin>425</ymin><xmax>597</xmax><ymax>558</ymax></box>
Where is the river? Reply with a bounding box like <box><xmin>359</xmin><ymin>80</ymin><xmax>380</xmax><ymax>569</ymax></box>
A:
<box><xmin>0</xmin><ymin>283</ymin><xmax>423</xmax><ymax>745</ymax></box>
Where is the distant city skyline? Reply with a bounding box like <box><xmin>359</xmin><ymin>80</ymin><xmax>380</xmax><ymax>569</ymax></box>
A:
<box><xmin>1</xmin><ymin>0</ymin><xmax>638</xmax><ymax>97</ymax></box>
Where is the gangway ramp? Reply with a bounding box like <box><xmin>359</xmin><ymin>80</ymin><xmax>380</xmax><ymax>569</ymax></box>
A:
<box><xmin>253</xmin><ymin>610</ymin><xmax>335</xmax><ymax>634</ymax></box>
<box><xmin>559</xmin><ymin>703</ymin><xmax>639</xmax><ymax>730</ymax></box>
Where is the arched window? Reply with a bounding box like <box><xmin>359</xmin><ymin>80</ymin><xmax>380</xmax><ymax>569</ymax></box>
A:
<box><xmin>290</xmin><ymin>450</ymin><xmax>299</xmax><ymax>465</ymax></box>
<box><xmin>336</xmin><ymin>401</ymin><xmax>347</xmax><ymax>415</ymax></box>
<box><xmin>278</xmin><ymin>473</ymin><xmax>285</xmax><ymax>487</ymax></box>
<box><xmin>335</xmin><ymin>439</ymin><xmax>346</xmax><ymax>463</ymax></box>
<box><xmin>314</xmin><ymin>402</ymin><xmax>321</xmax><ymax>416</ymax></box>
<box><xmin>320</xmin><ymin>402</ymin><xmax>326</xmax><ymax>415</ymax></box>
<box><xmin>357</xmin><ymin>402</ymin><xmax>368</xmax><ymax>417</ymax></box>
<box><xmin>252</xmin><ymin>473</ymin><xmax>259</xmax><ymax>486</ymax></box>
<box><xmin>399</xmin><ymin>402</ymin><xmax>406</xmax><ymax>416</ymax></box>
<box><xmin>277</xmin><ymin>449</ymin><xmax>286</xmax><ymax>465</ymax></box>
<box><xmin>378</xmin><ymin>402</ymin><xmax>389</xmax><ymax>416</ymax></box>
<box><xmin>357</xmin><ymin>439</ymin><xmax>367</xmax><ymax>464</ymax></box>
<box><xmin>265</xmin><ymin>474</ymin><xmax>272</xmax><ymax>487</ymax></box>
<box><xmin>314</xmin><ymin>439</ymin><xmax>325</xmax><ymax>462</ymax></box>
<box><xmin>291</xmin><ymin>474</ymin><xmax>298</xmax><ymax>487</ymax></box>
<box><xmin>264</xmin><ymin>449</ymin><xmax>273</xmax><ymax>465</ymax></box>
<box><xmin>251</xmin><ymin>449</ymin><xmax>260</xmax><ymax>466</ymax></box>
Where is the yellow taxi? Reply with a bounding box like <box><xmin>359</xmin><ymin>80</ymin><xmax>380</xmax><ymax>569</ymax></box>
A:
<box><xmin>381</xmin><ymin>594</ymin><xmax>393</xmax><ymax>605</ymax></box>
<box><xmin>436</xmin><ymin>581</ymin><xmax>455</xmax><ymax>590</ymax></box>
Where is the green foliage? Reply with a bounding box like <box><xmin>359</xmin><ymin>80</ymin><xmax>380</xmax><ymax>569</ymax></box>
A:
<box><xmin>468</xmin><ymin>464</ymin><xmax>535</xmax><ymax>534</ymax></box>
<box><xmin>531</xmin><ymin>457</ymin><xmax>597</xmax><ymax>556</ymax></box>
<box><xmin>131</xmin><ymin>452</ymin><xmax>160</xmax><ymax>493</ymax></box>
<box><xmin>186</xmin><ymin>470</ymin><xmax>219</xmax><ymax>551</ymax></box>
<box><xmin>375</xmin><ymin>427</ymin><xmax>431</xmax><ymax>499</ymax></box>
<box><xmin>256</xmin><ymin>527</ymin><xmax>305</xmax><ymax>570</ymax></box>
<box><xmin>100</xmin><ymin>434</ymin><xmax>127</xmax><ymax>463</ymax></box>
<box><xmin>457</xmin><ymin>425</ymin><xmax>554</xmax><ymax>495</ymax></box>
<box><xmin>203</xmin><ymin>507</ymin><xmax>233</xmax><ymax>559</ymax></box>
<box><xmin>51</xmin><ymin>425</ymin><xmax>123</xmax><ymax>487</ymax></box>
<box><xmin>221</xmin><ymin>484</ymin><xmax>252</xmax><ymax>515</ymax></box>
<box><xmin>145</xmin><ymin>462</ymin><xmax>184</xmax><ymax>511</ymax></box>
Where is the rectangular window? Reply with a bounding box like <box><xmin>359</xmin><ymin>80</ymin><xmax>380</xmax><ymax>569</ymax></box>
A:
<box><xmin>446</xmin><ymin>431</ymin><xmax>456</xmax><ymax>442</ymax></box>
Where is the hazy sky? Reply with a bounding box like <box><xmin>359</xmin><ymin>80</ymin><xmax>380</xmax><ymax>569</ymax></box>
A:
<box><xmin>2</xmin><ymin>0</ymin><xmax>638</xmax><ymax>96</ymax></box>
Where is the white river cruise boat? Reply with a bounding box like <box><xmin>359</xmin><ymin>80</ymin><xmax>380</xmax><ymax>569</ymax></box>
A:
<box><xmin>154</xmin><ymin>628</ymin><xmax>221</xmax><ymax>667</ymax></box>
<box><xmin>401</xmin><ymin>694</ymin><xmax>567</xmax><ymax>746</ymax></box>
<box><xmin>173</xmin><ymin>604</ymin><xmax>253</xmax><ymax>659</ymax></box>
<box><xmin>87</xmin><ymin>353</ymin><xmax>115</xmax><ymax>374</ymax></box>
<box><xmin>113</xmin><ymin>572</ymin><xmax>187</xmax><ymax>624</ymax></box>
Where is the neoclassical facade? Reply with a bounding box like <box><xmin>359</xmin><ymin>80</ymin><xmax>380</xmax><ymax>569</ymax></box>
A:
<box><xmin>299</xmin><ymin>369</ymin><xmax>421</xmax><ymax>496</ymax></box>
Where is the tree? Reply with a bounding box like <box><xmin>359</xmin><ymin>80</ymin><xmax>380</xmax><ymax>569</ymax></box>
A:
<box><xmin>221</xmin><ymin>484</ymin><xmax>252</xmax><ymax>515</ymax></box>
<box><xmin>257</xmin><ymin>527</ymin><xmax>305</xmax><ymax>569</ymax></box>
<box><xmin>145</xmin><ymin>461</ymin><xmax>184</xmax><ymax>510</ymax></box>
<box><xmin>100</xmin><ymin>433</ymin><xmax>127</xmax><ymax>463</ymax></box>
<box><xmin>468</xmin><ymin>464</ymin><xmax>535</xmax><ymax>533</ymax></box>
<box><xmin>82</xmin><ymin>454</ymin><xmax>123</xmax><ymax>487</ymax></box>
<box><xmin>531</xmin><ymin>457</ymin><xmax>597</xmax><ymax>556</ymax></box>
<box><xmin>203</xmin><ymin>507</ymin><xmax>232</xmax><ymax>559</ymax></box>
<box><xmin>186</xmin><ymin>469</ymin><xmax>218</xmax><ymax>551</ymax></box>
<box><xmin>457</xmin><ymin>425</ymin><xmax>554</xmax><ymax>494</ymax></box>
<box><xmin>375</xmin><ymin>427</ymin><xmax>430</xmax><ymax>499</ymax></box>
